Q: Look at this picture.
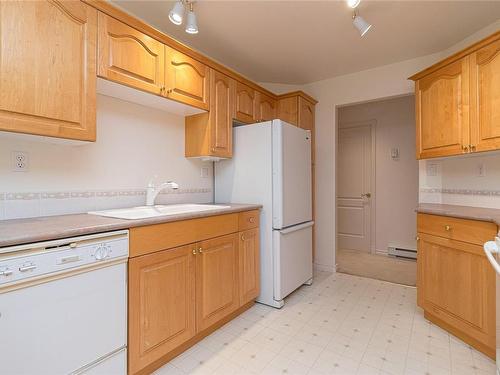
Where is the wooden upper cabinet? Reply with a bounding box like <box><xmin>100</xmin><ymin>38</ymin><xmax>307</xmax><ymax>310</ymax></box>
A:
<box><xmin>128</xmin><ymin>244</ymin><xmax>196</xmax><ymax>375</ymax></box>
<box><xmin>0</xmin><ymin>0</ymin><xmax>97</xmax><ymax>141</ymax></box>
<box><xmin>256</xmin><ymin>92</ymin><xmax>277</xmax><ymax>122</ymax></box>
<box><xmin>164</xmin><ymin>46</ymin><xmax>210</xmax><ymax>111</ymax></box>
<box><xmin>470</xmin><ymin>39</ymin><xmax>500</xmax><ymax>153</ymax></box>
<box><xmin>196</xmin><ymin>233</ymin><xmax>239</xmax><ymax>332</ymax></box>
<box><xmin>185</xmin><ymin>69</ymin><xmax>234</xmax><ymax>158</ymax></box>
<box><xmin>98</xmin><ymin>13</ymin><xmax>165</xmax><ymax>96</ymax></box>
<box><xmin>239</xmin><ymin>228</ymin><xmax>260</xmax><ymax>305</ymax></box>
<box><xmin>278</xmin><ymin>96</ymin><xmax>299</xmax><ymax>126</ymax></box>
<box><xmin>415</xmin><ymin>57</ymin><xmax>470</xmax><ymax>159</ymax></box>
<box><xmin>298</xmin><ymin>97</ymin><xmax>315</xmax><ymax>131</ymax></box>
<box><xmin>234</xmin><ymin>82</ymin><xmax>257</xmax><ymax>123</ymax></box>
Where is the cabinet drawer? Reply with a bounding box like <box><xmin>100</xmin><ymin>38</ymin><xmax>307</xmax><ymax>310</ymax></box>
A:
<box><xmin>417</xmin><ymin>213</ymin><xmax>497</xmax><ymax>246</ymax></box>
<box><xmin>130</xmin><ymin>214</ymin><xmax>238</xmax><ymax>257</ymax></box>
<box><xmin>238</xmin><ymin>210</ymin><xmax>260</xmax><ymax>231</ymax></box>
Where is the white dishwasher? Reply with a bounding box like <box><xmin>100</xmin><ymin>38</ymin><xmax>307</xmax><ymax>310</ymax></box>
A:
<box><xmin>0</xmin><ymin>230</ymin><xmax>129</xmax><ymax>375</ymax></box>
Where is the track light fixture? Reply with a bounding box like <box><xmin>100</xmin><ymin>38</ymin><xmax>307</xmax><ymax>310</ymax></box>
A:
<box><xmin>346</xmin><ymin>0</ymin><xmax>361</xmax><ymax>9</ymax></box>
<box><xmin>168</xmin><ymin>1</ymin><xmax>185</xmax><ymax>26</ymax></box>
<box><xmin>352</xmin><ymin>11</ymin><xmax>372</xmax><ymax>36</ymax></box>
<box><xmin>168</xmin><ymin>0</ymin><xmax>199</xmax><ymax>34</ymax></box>
<box><xmin>185</xmin><ymin>2</ymin><xmax>198</xmax><ymax>34</ymax></box>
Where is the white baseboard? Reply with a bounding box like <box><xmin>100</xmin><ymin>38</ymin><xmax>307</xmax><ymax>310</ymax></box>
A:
<box><xmin>313</xmin><ymin>263</ymin><xmax>335</xmax><ymax>273</ymax></box>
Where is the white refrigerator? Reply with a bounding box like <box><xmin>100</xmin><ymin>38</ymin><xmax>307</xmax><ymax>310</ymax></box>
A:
<box><xmin>215</xmin><ymin>119</ymin><xmax>313</xmax><ymax>308</ymax></box>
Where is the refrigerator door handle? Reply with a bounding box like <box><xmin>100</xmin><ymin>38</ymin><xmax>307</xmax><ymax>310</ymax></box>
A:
<box><xmin>278</xmin><ymin>221</ymin><xmax>314</xmax><ymax>235</ymax></box>
<box><xmin>484</xmin><ymin>238</ymin><xmax>500</xmax><ymax>275</ymax></box>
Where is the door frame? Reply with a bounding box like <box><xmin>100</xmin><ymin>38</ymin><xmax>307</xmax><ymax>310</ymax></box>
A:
<box><xmin>336</xmin><ymin>119</ymin><xmax>377</xmax><ymax>254</ymax></box>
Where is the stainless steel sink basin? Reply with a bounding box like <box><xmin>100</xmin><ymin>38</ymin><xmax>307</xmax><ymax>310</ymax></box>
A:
<box><xmin>88</xmin><ymin>204</ymin><xmax>231</xmax><ymax>220</ymax></box>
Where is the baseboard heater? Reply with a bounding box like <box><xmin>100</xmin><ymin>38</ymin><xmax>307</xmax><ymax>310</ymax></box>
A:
<box><xmin>388</xmin><ymin>244</ymin><xmax>417</xmax><ymax>260</ymax></box>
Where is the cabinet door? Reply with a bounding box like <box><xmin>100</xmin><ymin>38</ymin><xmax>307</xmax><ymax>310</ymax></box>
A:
<box><xmin>278</xmin><ymin>96</ymin><xmax>299</xmax><ymax>126</ymax></box>
<box><xmin>209</xmin><ymin>70</ymin><xmax>235</xmax><ymax>158</ymax></box>
<box><xmin>196</xmin><ymin>233</ymin><xmax>239</xmax><ymax>331</ymax></box>
<box><xmin>0</xmin><ymin>0</ymin><xmax>97</xmax><ymax>141</ymax></box>
<box><xmin>419</xmin><ymin>234</ymin><xmax>495</xmax><ymax>356</ymax></box>
<box><xmin>239</xmin><ymin>229</ymin><xmax>260</xmax><ymax>305</ymax></box>
<box><xmin>415</xmin><ymin>57</ymin><xmax>470</xmax><ymax>159</ymax></box>
<box><xmin>470</xmin><ymin>39</ymin><xmax>500</xmax><ymax>153</ymax></box>
<box><xmin>298</xmin><ymin>97</ymin><xmax>315</xmax><ymax>131</ymax></box>
<box><xmin>98</xmin><ymin>13</ymin><xmax>165</xmax><ymax>96</ymax></box>
<box><xmin>129</xmin><ymin>245</ymin><xmax>196</xmax><ymax>374</ymax></box>
<box><xmin>234</xmin><ymin>82</ymin><xmax>256</xmax><ymax>123</ymax></box>
<box><xmin>165</xmin><ymin>46</ymin><xmax>210</xmax><ymax>110</ymax></box>
<box><xmin>257</xmin><ymin>92</ymin><xmax>277</xmax><ymax>122</ymax></box>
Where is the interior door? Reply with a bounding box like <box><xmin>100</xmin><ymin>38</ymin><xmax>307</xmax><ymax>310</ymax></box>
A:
<box><xmin>196</xmin><ymin>233</ymin><xmax>239</xmax><ymax>332</ymax></box>
<box><xmin>272</xmin><ymin>120</ymin><xmax>312</xmax><ymax>229</ymax></box>
<box><xmin>337</xmin><ymin>126</ymin><xmax>372</xmax><ymax>252</ymax></box>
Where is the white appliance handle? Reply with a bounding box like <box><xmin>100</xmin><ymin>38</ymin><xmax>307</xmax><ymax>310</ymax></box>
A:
<box><xmin>484</xmin><ymin>237</ymin><xmax>500</xmax><ymax>275</ymax></box>
<box><xmin>278</xmin><ymin>221</ymin><xmax>314</xmax><ymax>235</ymax></box>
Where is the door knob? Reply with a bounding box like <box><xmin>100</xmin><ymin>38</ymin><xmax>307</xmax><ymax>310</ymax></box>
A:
<box><xmin>361</xmin><ymin>193</ymin><xmax>371</xmax><ymax>198</ymax></box>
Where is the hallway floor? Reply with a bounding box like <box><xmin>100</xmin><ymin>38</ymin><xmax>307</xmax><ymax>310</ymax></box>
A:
<box><xmin>154</xmin><ymin>272</ymin><xmax>495</xmax><ymax>375</ymax></box>
<box><xmin>337</xmin><ymin>249</ymin><xmax>417</xmax><ymax>286</ymax></box>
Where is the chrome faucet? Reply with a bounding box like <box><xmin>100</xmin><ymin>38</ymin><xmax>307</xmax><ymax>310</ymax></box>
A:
<box><xmin>146</xmin><ymin>181</ymin><xmax>179</xmax><ymax>206</ymax></box>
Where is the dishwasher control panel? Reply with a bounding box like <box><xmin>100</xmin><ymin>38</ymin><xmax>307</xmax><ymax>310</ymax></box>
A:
<box><xmin>0</xmin><ymin>230</ymin><xmax>129</xmax><ymax>286</ymax></box>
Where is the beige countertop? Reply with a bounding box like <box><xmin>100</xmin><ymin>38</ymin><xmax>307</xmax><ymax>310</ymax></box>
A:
<box><xmin>0</xmin><ymin>203</ymin><xmax>261</xmax><ymax>248</ymax></box>
<box><xmin>417</xmin><ymin>203</ymin><xmax>500</xmax><ymax>228</ymax></box>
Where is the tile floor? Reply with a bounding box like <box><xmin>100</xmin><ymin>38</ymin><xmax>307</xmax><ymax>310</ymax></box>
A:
<box><xmin>154</xmin><ymin>272</ymin><xmax>496</xmax><ymax>375</ymax></box>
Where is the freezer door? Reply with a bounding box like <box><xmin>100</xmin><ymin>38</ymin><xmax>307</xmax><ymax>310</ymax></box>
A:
<box><xmin>273</xmin><ymin>221</ymin><xmax>313</xmax><ymax>301</ymax></box>
<box><xmin>272</xmin><ymin>120</ymin><xmax>312</xmax><ymax>229</ymax></box>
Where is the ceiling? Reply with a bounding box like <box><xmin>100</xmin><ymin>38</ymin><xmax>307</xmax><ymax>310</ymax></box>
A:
<box><xmin>111</xmin><ymin>1</ymin><xmax>500</xmax><ymax>84</ymax></box>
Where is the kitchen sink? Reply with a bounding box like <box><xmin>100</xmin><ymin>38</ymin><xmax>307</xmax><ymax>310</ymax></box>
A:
<box><xmin>88</xmin><ymin>204</ymin><xmax>231</xmax><ymax>220</ymax></box>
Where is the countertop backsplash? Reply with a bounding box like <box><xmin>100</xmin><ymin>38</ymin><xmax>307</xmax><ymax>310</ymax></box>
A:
<box><xmin>419</xmin><ymin>152</ymin><xmax>500</xmax><ymax>209</ymax></box>
<box><xmin>0</xmin><ymin>95</ymin><xmax>213</xmax><ymax>220</ymax></box>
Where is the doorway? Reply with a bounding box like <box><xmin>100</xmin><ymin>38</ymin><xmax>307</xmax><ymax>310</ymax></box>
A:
<box><xmin>335</xmin><ymin>95</ymin><xmax>418</xmax><ymax>286</ymax></box>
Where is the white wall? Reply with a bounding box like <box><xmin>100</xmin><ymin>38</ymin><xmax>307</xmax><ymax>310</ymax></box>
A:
<box><xmin>338</xmin><ymin>95</ymin><xmax>418</xmax><ymax>253</ymax></box>
<box><xmin>0</xmin><ymin>95</ymin><xmax>213</xmax><ymax>220</ymax></box>
<box><xmin>262</xmin><ymin>20</ymin><xmax>500</xmax><ymax>271</ymax></box>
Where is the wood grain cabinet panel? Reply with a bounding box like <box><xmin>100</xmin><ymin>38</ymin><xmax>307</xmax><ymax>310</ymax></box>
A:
<box><xmin>0</xmin><ymin>0</ymin><xmax>97</xmax><ymax>141</ymax></box>
<box><xmin>239</xmin><ymin>228</ymin><xmax>260</xmax><ymax>305</ymax></box>
<box><xmin>185</xmin><ymin>69</ymin><xmax>235</xmax><ymax>158</ymax></box>
<box><xmin>196</xmin><ymin>233</ymin><xmax>239</xmax><ymax>332</ymax></box>
<box><xmin>165</xmin><ymin>46</ymin><xmax>210</xmax><ymax>110</ymax></box>
<box><xmin>129</xmin><ymin>244</ymin><xmax>196</xmax><ymax>375</ymax></box>
<box><xmin>415</xmin><ymin>57</ymin><xmax>470</xmax><ymax>159</ymax></box>
<box><xmin>470</xmin><ymin>39</ymin><xmax>500</xmax><ymax>153</ymax></box>
<box><xmin>256</xmin><ymin>92</ymin><xmax>277</xmax><ymax>122</ymax></box>
<box><xmin>278</xmin><ymin>96</ymin><xmax>299</xmax><ymax>126</ymax></box>
<box><xmin>98</xmin><ymin>13</ymin><xmax>165</xmax><ymax>96</ymax></box>
<box><xmin>418</xmin><ymin>234</ymin><xmax>495</xmax><ymax>358</ymax></box>
<box><xmin>417</xmin><ymin>213</ymin><xmax>497</xmax><ymax>359</ymax></box>
<box><xmin>298</xmin><ymin>97</ymin><xmax>315</xmax><ymax>131</ymax></box>
<box><xmin>234</xmin><ymin>82</ymin><xmax>257</xmax><ymax>123</ymax></box>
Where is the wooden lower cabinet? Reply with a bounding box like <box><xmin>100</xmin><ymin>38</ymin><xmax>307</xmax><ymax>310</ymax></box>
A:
<box><xmin>196</xmin><ymin>233</ymin><xmax>240</xmax><ymax>331</ymax></box>
<box><xmin>239</xmin><ymin>228</ymin><xmax>260</xmax><ymax>305</ymax></box>
<box><xmin>417</xmin><ymin>214</ymin><xmax>496</xmax><ymax>358</ymax></box>
<box><xmin>128</xmin><ymin>244</ymin><xmax>196</xmax><ymax>375</ymax></box>
<box><xmin>128</xmin><ymin>211</ymin><xmax>260</xmax><ymax>374</ymax></box>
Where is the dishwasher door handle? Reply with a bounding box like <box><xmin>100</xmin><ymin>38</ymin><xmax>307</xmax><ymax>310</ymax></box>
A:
<box><xmin>484</xmin><ymin>239</ymin><xmax>500</xmax><ymax>275</ymax></box>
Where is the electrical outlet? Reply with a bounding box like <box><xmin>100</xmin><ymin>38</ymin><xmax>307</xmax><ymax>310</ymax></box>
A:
<box><xmin>201</xmin><ymin>166</ymin><xmax>209</xmax><ymax>178</ymax></box>
<box><xmin>478</xmin><ymin>163</ymin><xmax>486</xmax><ymax>177</ymax></box>
<box><xmin>12</xmin><ymin>151</ymin><xmax>29</xmax><ymax>172</ymax></box>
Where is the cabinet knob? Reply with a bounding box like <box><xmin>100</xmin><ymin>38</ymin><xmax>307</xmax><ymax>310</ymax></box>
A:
<box><xmin>192</xmin><ymin>248</ymin><xmax>197</xmax><ymax>255</ymax></box>
<box><xmin>241</xmin><ymin>235</ymin><xmax>245</xmax><ymax>241</ymax></box>
<box><xmin>198</xmin><ymin>247</ymin><xmax>203</xmax><ymax>253</ymax></box>
<box><xmin>462</xmin><ymin>145</ymin><xmax>469</xmax><ymax>153</ymax></box>
<box><xmin>249</xmin><ymin>217</ymin><xmax>255</xmax><ymax>223</ymax></box>
<box><xmin>415</xmin><ymin>236</ymin><xmax>420</xmax><ymax>241</ymax></box>
<box><xmin>471</xmin><ymin>145</ymin><xmax>477</xmax><ymax>152</ymax></box>
<box><xmin>211</xmin><ymin>147</ymin><xmax>216</xmax><ymax>153</ymax></box>
<box><xmin>445</xmin><ymin>225</ymin><xmax>451</xmax><ymax>231</ymax></box>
